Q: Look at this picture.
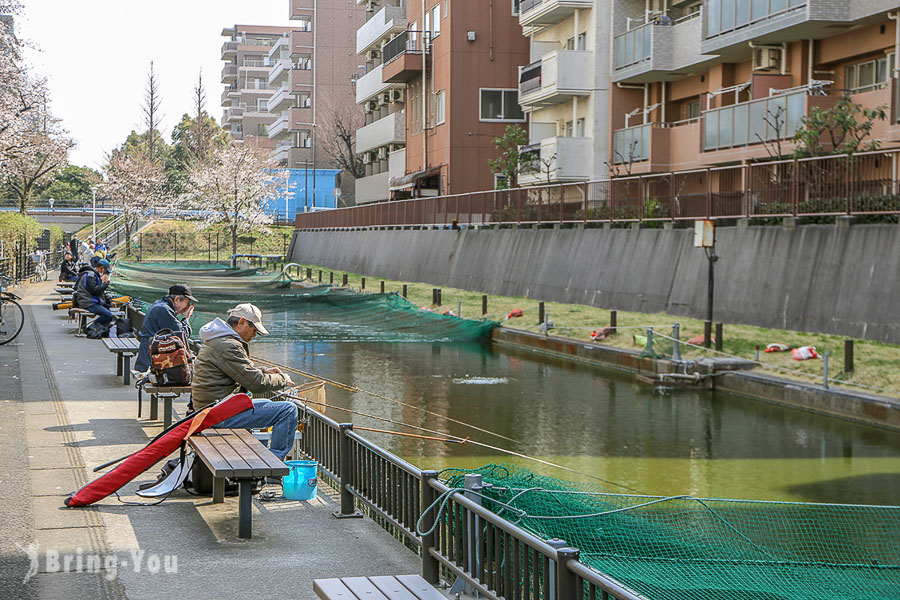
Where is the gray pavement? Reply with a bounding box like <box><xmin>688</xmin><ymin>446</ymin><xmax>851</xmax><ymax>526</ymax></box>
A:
<box><xmin>0</xmin><ymin>279</ymin><xmax>421</xmax><ymax>600</ymax></box>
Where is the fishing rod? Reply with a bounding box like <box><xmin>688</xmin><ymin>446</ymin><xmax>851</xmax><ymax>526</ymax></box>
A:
<box><xmin>252</xmin><ymin>355</ymin><xmax>522</xmax><ymax>445</ymax></box>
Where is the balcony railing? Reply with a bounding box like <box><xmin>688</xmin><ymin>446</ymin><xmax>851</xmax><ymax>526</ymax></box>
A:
<box><xmin>221</xmin><ymin>64</ymin><xmax>238</xmax><ymax>82</ymax></box>
<box><xmin>519</xmin><ymin>61</ymin><xmax>542</xmax><ymax>96</ymax></box>
<box><xmin>221</xmin><ymin>40</ymin><xmax>239</xmax><ymax>57</ymax></box>
<box><xmin>614</xmin><ymin>23</ymin><xmax>652</xmax><ymax>70</ymax></box>
<box><xmin>383</xmin><ymin>30</ymin><xmax>425</xmax><ymax>65</ymax></box>
<box><xmin>702</xmin><ymin>89</ymin><xmax>805</xmax><ymax>151</ymax></box>
<box><xmin>356</xmin><ymin>4</ymin><xmax>408</xmax><ymax>55</ymax></box>
<box><xmin>704</xmin><ymin>0</ymin><xmax>807</xmax><ymax>39</ymax></box>
<box><xmin>613</xmin><ymin>123</ymin><xmax>651</xmax><ymax>164</ymax></box>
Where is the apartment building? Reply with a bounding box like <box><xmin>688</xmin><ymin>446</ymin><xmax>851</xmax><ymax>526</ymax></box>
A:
<box><xmin>515</xmin><ymin>0</ymin><xmax>612</xmax><ymax>186</ymax></box>
<box><xmin>355</xmin><ymin>0</ymin><xmax>529</xmax><ymax>202</ymax></box>
<box><xmin>223</xmin><ymin>4</ymin><xmax>364</xmax><ymax>186</ymax></box>
<box><xmin>221</xmin><ymin>25</ymin><xmax>291</xmax><ymax>154</ymax></box>
<box><xmin>609</xmin><ymin>0</ymin><xmax>900</xmax><ymax>174</ymax></box>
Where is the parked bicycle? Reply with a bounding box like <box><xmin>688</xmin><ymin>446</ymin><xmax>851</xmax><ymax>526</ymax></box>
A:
<box><xmin>32</xmin><ymin>250</ymin><xmax>48</xmax><ymax>282</ymax></box>
<box><xmin>0</xmin><ymin>275</ymin><xmax>25</xmax><ymax>345</ymax></box>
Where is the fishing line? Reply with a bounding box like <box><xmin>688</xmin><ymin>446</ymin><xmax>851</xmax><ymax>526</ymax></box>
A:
<box><xmin>252</xmin><ymin>355</ymin><xmax>522</xmax><ymax>444</ymax></box>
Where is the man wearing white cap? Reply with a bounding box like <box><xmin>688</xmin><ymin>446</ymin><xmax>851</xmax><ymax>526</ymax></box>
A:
<box><xmin>192</xmin><ymin>303</ymin><xmax>297</xmax><ymax>460</ymax></box>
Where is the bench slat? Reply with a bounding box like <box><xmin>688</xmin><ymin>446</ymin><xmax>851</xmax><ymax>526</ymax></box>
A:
<box><xmin>205</xmin><ymin>432</ymin><xmax>254</xmax><ymax>478</ymax></box>
<box><xmin>231</xmin><ymin>428</ymin><xmax>290</xmax><ymax>474</ymax></box>
<box><xmin>219</xmin><ymin>430</ymin><xmax>277</xmax><ymax>477</ymax></box>
<box><xmin>395</xmin><ymin>575</ymin><xmax>446</xmax><ymax>600</ymax></box>
<box><xmin>368</xmin><ymin>576</ymin><xmax>418</xmax><ymax>600</ymax></box>
<box><xmin>188</xmin><ymin>436</ymin><xmax>233</xmax><ymax>475</ymax></box>
<box><xmin>313</xmin><ymin>578</ymin><xmax>355</xmax><ymax>599</ymax></box>
<box><xmin>143</xmin><ymin>385</ymin><xmax>191</xmax><ymax>394</ymax></box>
<box><xmin>341</xmin><ymin>577</ymin><xmax>390</xmax><ymax>600</ymax></box>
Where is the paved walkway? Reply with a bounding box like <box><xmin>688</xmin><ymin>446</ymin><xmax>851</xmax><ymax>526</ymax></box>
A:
<box><xmin>0</xmin><ymin>279</ymin><xmax>420</xmax><ymax>600</ymax></box>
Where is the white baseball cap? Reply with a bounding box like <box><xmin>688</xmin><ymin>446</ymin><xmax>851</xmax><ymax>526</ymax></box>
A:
<box><xmin>228</xmin><ymin>303</ymin><xmax>269</xmax><ymax>335</ymax></box>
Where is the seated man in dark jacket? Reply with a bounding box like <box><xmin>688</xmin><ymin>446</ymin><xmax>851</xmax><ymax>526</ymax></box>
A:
<box><xmin>193</xmin><ymin>303</ymin><xmax>297</xmax><ymax>461</ymax></box>
<box><xmin>59</xmin><ymin>252</ymin><xmax>78</xmax><ymax>282</ymax></box>
<box><xmin>134</xmin><ymin>283</ymin><xmax>197</xmax><ymax>373</ymax></box>
<box><xmin>73</xmin><ymin>259</ymin><xmax>112</xmax><ymax>326</ymax></box>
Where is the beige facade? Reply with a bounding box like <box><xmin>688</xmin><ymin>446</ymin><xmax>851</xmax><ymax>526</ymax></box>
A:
<box><xmin>609</xmin><ymin>0</ymin><xmax>900</xmax><ymax>174</ymax></box>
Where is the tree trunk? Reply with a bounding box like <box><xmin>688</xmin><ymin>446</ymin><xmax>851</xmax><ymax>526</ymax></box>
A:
<box><xmin>231</xmin><ymin>223</ymin><xmax>238</xmax><ymax>257</ymax></box>
<box><xmin>124</xmin><ymin>218</ymin><xmax>133</xmax><ymax>256</ymax></box>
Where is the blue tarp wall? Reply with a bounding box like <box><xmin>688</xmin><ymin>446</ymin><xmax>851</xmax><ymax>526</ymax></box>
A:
<box><xmin>266</xmin><ymin>168</ymin><xmax>341</xmax><ymax>217</ymax></box>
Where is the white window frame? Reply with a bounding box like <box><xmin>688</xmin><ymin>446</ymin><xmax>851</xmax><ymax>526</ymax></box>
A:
<box><xmin>443</xmin><ymin>0</ymin><xmax>448</xmax><ymax>18</ymax></box>
<box><xmin>432</xmin><ymin>6</ymin><xmax>441</xmax><ymax>37</ymax></box>
<box><xmin>434</xmin><ymin>90</ymin><xmax>445</xmax><ymax>125</ymax></box>
<box><xmin>478</xmin><ymin>88</ymin><xmax>526</xmax><ymax>123</ymax></box>
<box><xmin>512</xmin><ymin>0</ymin><xmax>521</xmax><ymax>16</ymax></box>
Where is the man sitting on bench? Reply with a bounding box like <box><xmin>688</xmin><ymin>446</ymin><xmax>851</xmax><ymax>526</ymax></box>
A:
<box><xmin>134</xmin><ymin>283</ymin><xmax>197</xmax><ymax>374</ymax></box>
<box><xmin>192</xmin><ymin>303</ymin><xmax>297</xmax><ymax>461</ymax></box>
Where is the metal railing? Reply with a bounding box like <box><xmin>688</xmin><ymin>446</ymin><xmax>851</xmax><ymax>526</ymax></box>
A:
<box><xmin>383</xmin><ymin>30</ymin><xmax>426</xmax><ymax>65</ymax></box>
<box><xmin>298</xmin><ymin>405</ymin><xmax>643</xmax><ymax>599</ymax></box>
<box><xmin>519</xmin><ymin>60</ymin><xmax>542</xmax><ymax>96</ymax></box>
<box><xmin>295</xmin><ymin>148</ymin><xmax>900</xmax><ymax>228</ymax></box>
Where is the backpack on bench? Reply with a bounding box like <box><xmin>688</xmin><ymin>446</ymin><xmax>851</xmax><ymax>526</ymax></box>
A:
<box><xmin>149</xmin><ymin>328</ymin><xmax>192</xmax><ymax>386</ymax></box>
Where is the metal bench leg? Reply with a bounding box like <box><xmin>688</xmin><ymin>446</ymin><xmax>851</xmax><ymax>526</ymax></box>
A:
<box><xmin>123</xmin><ymin>355</ymin><xmax>131</xmax><ymax>385</ymax></box>
<box><xmin>163</xmin><ymin>395</ymin><xmax>173</xmax><ymax>429</ymax></box>
<box><xmin>238</xmin><ymin>479</ymin><xmax>252</xmax><ymax>539</ymax></box>
<box><xmin>137</xmin><ymin>387</ymin><xmax>142</xmax><ymax>418</ymax></box>
<box><xmin>149</xmin><ymin>393</ymin><xmax>158</xmax><ymax>421</ymax></box>
<box><xmin>116</xmin><ymin>354</ymin><xmax>123</xmax><ymax>377</ymax></box>
<box><xmin>212</xmin><ymin>477</ymin><xmax>225</xmax><ymax>504</ymax></box>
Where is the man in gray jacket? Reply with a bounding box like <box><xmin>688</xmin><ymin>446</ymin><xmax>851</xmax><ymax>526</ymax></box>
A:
<box><xmin>193</xmin><ymin>303</ymin><xmax>297</xmax><ymax>460</ymax></box>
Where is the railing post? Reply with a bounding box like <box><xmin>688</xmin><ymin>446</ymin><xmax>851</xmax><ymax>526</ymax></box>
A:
<box><xmin>421</xmin><ymin>470</ymin><xmax>440</xmax><ymax>585</ymax></box>
<box><xmin>583</xmin><ymin>183</ymin><xmax>589</xmax><ymax>223</ymax></box>
<box><xmin>333</xmin><ymin>423</ymin><xmax>363</xmax><ymax>519</ymax></box>
<box><xmin>555</xmin><ymin>547</ymin><xmax>580</xmax><ymax>600</ymax></box>
<box><xmin>705</xmin><ymin>167</ymin><xmax>712</xmax><ymax>219</ymax></box>
<box><xmin>793</xmin><ymin>158</ymin><xmax>799</xmax><ymax>216</ymax></box>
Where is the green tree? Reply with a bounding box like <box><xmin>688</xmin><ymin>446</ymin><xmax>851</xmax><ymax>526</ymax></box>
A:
<box><xmin>36</xmin><ymin>164</ymin><xmax>101</xmax><ymax>201</ymax></box>
<box><xmin>793</xmin><ymin>96</ymin><xmax>887</xmax><ymax>158</ymax></box>
<box><xmin>488</xmin><ymin>125</ymin><xmax>532</xmax><ymax>189</ymax></box>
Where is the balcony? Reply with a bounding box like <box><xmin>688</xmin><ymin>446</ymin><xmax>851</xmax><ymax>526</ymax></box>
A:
<box><xmin>613</xmin><ymin>13</ymin><xmax>716</xmax><ymax>83</ymax></box>
<box><xmin>268</xmin><ymin>111</ymin><xmax>291</xmax><ymax>139</ymax></box>
<box><xmin>268</xmin><ymin>107</ymin><xmax>312</xmax><ymax>140</ymax></box>
<box><xmin>355</xmin><ymin>171</ymin><xmax>392</xmax><ymax>204</ymax></box>
<box><xmin>289</xmin><ymin>30</ymin><xmax>313</xmax><ymax>57</ymax></box>
<box><xmin>357</xmin><ymin>5</ymin><xmax>408</xmax><ymax>55</ymax></box>
<box><xmin>381</xmin><ymin>31</ymin><xmax>426</xmax><ymax>84</ymax></box>
<box><xmin>268</xmin><ymin>58</ymin><xmax>293</xmax><ymax>86</ymax></box>
<box><xmin>357</xmin><ymin>64</ymin><xmax>392</xmax><ymax>104</ymax></box>
<box><xmin>221</xmin><ymin>40</ymin><xmax>239</xmax><ymax>59</ymax></box>
<box><xmin>221</xmin><ymin>85</ymin><xmax>240</xmax><ymax>106</ymax></box>
<box><xmin>267</xmin><ymin>35</ymin><xmax>289</xmax><ymax>59</ymax></box>
<box><xmin>224</xmin><ymin>106</ymin><xmax>244</xmax><ymax>123</ymax></box>
<box><xmin>518</xmin><ymin>137</ymin><xmax>593</xmax><ymax>185</ymax></box>
<box><xmin>290</xmin><ymin>68</ymin><xmax>313</xmax><ymax>92</ymax></box>
<box><xmin>702</xmin><ymin>89</ymin><xmax>807</xmax><ymax>151</ymax></box>
<box><xmin>518</xmin><ymin>50</ymin><xmax>592</xmax><ymax>107</ymax></box>
<box><xmin>356</xmin><ymin>112</ymin><xmax>405</xmax><ymax>154</ymax></box>
<box><xmin>268</xmin><ymin>85</ymin><xmax>294</xmax><ymax>111</ymax></box>
<box><xmin>290</xmin><ymin>0</ymin><xmax>314</xmax><ymax>18</ymax></box>
<box><xmin>221</xmin><ymin>64</ymin><xmax>238</xmax><ymax>83</ymax></box>
<box><xmin>519</xmin><ymin>0</ymin><xmax>594</xmax><ymax>27</ymax></box>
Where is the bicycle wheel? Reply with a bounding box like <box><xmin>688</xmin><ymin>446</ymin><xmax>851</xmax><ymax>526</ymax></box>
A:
<box><xmin>0</xmin><ymin>298</ymin><xmax>25</xmax><ymax>345</ymax></box>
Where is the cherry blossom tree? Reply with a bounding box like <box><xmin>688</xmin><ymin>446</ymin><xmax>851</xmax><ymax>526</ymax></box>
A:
<box><xmin>100</xmin><ymin>152</ymin><xmax>170</xmax><ymax>255</ymax></box>
<box><xmin>186</xmin><ymin>142</ymin><xmax>284</xmax><ymax>255</ymax></box>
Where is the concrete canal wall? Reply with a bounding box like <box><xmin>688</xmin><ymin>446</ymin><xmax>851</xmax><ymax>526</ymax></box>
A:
<box><xmin>291</xmin><ymin>223</ymin><xmax>900</xmax><ymax>343</ymax></box>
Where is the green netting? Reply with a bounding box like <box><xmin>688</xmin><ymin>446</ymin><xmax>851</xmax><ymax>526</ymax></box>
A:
<box><xmin>110</xmin><ymin>261</ymin><xmax>497</xmax><ymax>342</ymax></box>
<box><xmin>441</xmin><ymin>465</ymin><xmax>900</xmax><ymax>600</ymax></box>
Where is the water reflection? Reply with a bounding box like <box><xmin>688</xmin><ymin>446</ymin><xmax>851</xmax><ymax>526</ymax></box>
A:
<box><xmin>253</xmin><ymin>334</ymin><xmax>900</xmax><ymax>505</ymax></box>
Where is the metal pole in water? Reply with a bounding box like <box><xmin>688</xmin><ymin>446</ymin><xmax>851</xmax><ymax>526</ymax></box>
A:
<box><xmin>672</xmin><ymin>323</ymin><xmax>681</xmax><ymax>361</ymax></box>
<box><xmin>457</xmin><ymin>299</ymin><xmax>461</xmax><ymax>317</ymax></box>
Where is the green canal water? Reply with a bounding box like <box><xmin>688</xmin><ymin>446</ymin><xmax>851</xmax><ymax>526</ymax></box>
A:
<box><xmin>251</xmin><ymin>311</ymin><xmax>900</xmax><ymax>506</ymax></box>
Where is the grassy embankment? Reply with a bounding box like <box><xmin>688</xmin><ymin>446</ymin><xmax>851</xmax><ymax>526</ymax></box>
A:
<box><xmin>106</xmin><ymin>220</ymin><xmax>900</xmax><ymax>397</ymax></box>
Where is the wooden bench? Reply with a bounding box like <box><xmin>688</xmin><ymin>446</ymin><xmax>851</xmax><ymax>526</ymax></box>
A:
<box><xmin>314</xmin><ymin>575</ymin><xmax>445</xmax><ymax>600</ymax></box>
<box><xmin>102</xmin><ymin>337</ymin><xmax>139</xmax><ymax>385</ymax></box>
<box><xmin>140</xmin><ymin>384</ymin><xmax>191</xmax><ymax>429</ymax></box>
<box><xmin>68</xmin><ymin>307</ymin><xmax>123</xmax><ymax>335</ymax></box>
<box><xmin>187</xmin><ymin>429</ymin><xmax>289</xmax><ymax>539</ymax></box>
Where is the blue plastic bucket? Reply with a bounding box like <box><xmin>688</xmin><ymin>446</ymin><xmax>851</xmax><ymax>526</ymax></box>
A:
<box><xmin>283</xmin><ymin>460</ymin><xmax>318</xmax><ymax>501</ymax></box>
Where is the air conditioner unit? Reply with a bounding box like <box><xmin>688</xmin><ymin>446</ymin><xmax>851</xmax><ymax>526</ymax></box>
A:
<box><xmin>752</xmin><ymin>47</ymin><xmax>781</xmax><ymax>71</ymax></box>
<box><xmin>365</xmin><ymin>49</ymin><xmax>380</xmax><ymax>61</ymax></box>
<box><xmin>381</xmin><ymin>91</ymin><xmax>392</xmax><ymax>105</ymax></box>
<box><xmin>388</xmin><ymin>143</ymin><xmax>403</xmax><ymax>152</ymax></box>
<box><xmin>377</xmin><ymin>147</ymin><xmax>387</xmax><ymax>160</ymax></box>
<box><xmin>391</xmin><ymin>89</ymin><xmax>405</xmax><ymax>103</ymax></box>
<box><xmin>362</xmin><ymin>152</ymin><xmax>373</xmax><ymax>164</ymax></box>
<box><xmin>366</xmin><ymin>100</ymin><xmax>378</xmax><ymax>112</ymax></box>
<box><xmin>365</xmin><ymin>0</ymin><xmax>378</xmax><ymax>12</ymax></box>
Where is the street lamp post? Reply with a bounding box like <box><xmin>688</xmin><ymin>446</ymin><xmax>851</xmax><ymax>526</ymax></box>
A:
<box><xmin>90</xmin><ymin>186</ymin><xmax>98</xmax><ymax>241</ymax></box>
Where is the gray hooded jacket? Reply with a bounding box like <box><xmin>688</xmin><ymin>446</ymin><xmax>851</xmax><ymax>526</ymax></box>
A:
<box><xmin>191</xmin><ymin>318</ymin><xmax>290</xmax><ymax>410</ymax></box>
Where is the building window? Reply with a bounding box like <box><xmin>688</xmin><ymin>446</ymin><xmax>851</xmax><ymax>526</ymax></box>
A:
<box><xmin>564</xmin><ymin>118</ymin><xmax>585</xmax><ymax>137</ymax></box>
<box><xmin>299</xmin><ymin>93</ymin><xmax>311</xmax><ymax>108</ymax></box>
<box><xmin>443</xmin><ymin>0</ymin><xmax>448</xmax><ymax>18</ymax></box>
<box><xmin>479</xmin><ymin>89</ymin><xmax>525</xmax><ymax>122</ymax></box>
<box><xmin>258</xmin><ymin>99</ymin><xmax>268</xmax><ymax>112</ymax></box>
<box><xmin>566</xmin><ymin>33</ymin><xmax>587</xmax><ymax>50</ymax></box>
<box><xmin>432</xmin><ymin>6</ymin><xmax>441</xmax><ymax>37</ymax></box>
<box><xmin>299</xmin><ymin>130</ymin><xmax>312</xmax><ymax>147</ymax></box>
<box><xmin>257</xmin><ymin>123</ymin><xmax>268</xmax><ymax>136</ymax></box>
<box><xmin>254</xmin><ymin>78</ymin><xmax>266</xmax><ymax>90</ymax></box>
<box><xmin>512</xmin><ymin>0</ymin><xmax>520</xmax><ymax>15</ymax></box>
<box><xmin>295</xmin><ymin>17</ymin><xmax>312</xmax><ymax>32</ymax></box>
<box><xmin>845</xmin><ymin>54</ymin><xmax>895</xmax><ymax>93</ymax></box>
<box><xmin>434</xmin><ymin>90</ymin><xmax>445</xmax><ymax>125</ymax></box>
<box><xmin>296</xmin><ymin>54</ymin><xmax>312</xmax><ymax>70</ymax></box>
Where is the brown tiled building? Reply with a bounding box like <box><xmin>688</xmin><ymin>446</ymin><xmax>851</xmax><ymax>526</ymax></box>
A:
<box><xmin>355</xmin><ymin>0</ymin><xmax>530</xmax><ymax>202</ymax></box>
